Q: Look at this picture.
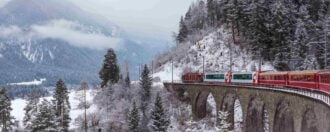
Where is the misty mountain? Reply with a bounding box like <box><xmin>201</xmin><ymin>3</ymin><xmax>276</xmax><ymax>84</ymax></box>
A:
<box><xmin>0</xmin><ymin>0</ymin><xmax>163</xmax><ymax>85</ymax></box>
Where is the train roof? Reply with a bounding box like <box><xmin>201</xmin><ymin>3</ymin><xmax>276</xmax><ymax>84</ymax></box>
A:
<box><xmin>260</xmin><ymin>71</ymin><xmax>288</xmax><ymax>75</ymax></box>
<box><xmin>204</xmin><ymin>72</ymin><xmax>228</xmax><ymax>74</ymax></box>
<box><xmin>318</xmin><ymin>70</ymin><xmax>330</xmax><ymax>74</ymax></box>
<box><xmin>286</xmin><ymin>70</ymin><xmax>330</xmax><ymax>76</ymax></box>
<box><xmin>232</xmin><ymin>72</ymin><xmax>255</xmax><ymax>74</ymax></box>
<box><xmin>288</xmin><ymin>70</ymin><xmax>323</xmax><ymax>74</ymax></box>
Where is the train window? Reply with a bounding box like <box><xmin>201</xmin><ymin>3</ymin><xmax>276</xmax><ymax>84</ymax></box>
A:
<box><xmin>321</xmin><ymin>75</ymin><xmax>330</xmax><ymax>83</ymax></box>
<box><xmin>260</xmin><ymin>76</ymin><xmax>266</xmax><ymax>80</ymax></box>
<box><xmin>233</xmin><ymin>74</ymin><xmax>252</xmax><ymax>80</ymax></box>
<box><xmin>206</xmin><ymin>74</ymin><xmax>225</xmax><ymax>79</ymax></box>
<box><xmin>291</xmin><ymin>74</ymin><xmax>314</xmax><ymax>82</ymax></box>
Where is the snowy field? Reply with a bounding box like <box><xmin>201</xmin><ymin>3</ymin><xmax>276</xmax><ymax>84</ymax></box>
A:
<box><xmin>11</xmin><ymin>89</ymin><xmax>97</xmax><ymax>130</ymax></box>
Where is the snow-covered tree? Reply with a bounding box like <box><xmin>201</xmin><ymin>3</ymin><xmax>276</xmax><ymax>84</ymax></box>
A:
<box><xmin>177</xmin><ymin>17</ymin><xmax>189</xmax><ymax>43</ymax></box>
<box><xmin>292</xmin><ymin>18</ymin><xmax>309</xmax><ymax>70</ymax></box>
<box><xmin>140</xmin><ymin>64</ymin><xmax>152</xmax><ymax>115</ymax></box>
<box><xmin>128</xmin><ymin>101</ymin><xmax>140</xmax><ymax>132</ymax></box>
<box><xmin>217</xmin><ymin>110</ymin><xmax>232</xmax><ymax>132</ymax></box>
<box><xmin>75</xmin><ymin>81</ymin><xmax>89</xmax><ymax>132</ymax></box>
<box><xmin>125</xmin><ymin>71</ymin><xmax>131</xmax><ymax>88</ymax></box>
<box><xmin>271</xmin><ymin>1</ymin><xmax>294</xmax><ymax>70</ymax></box>
<box><xmin>23</xmin><ymin>91</ymin><xmax>40</xmax><ymax>131</ymax></box>
<box><xmin>0</xmin><ymin>88</ymin><xmax>15</xmax><ymax>132</ymax></box>
<box><xmin>75</xmin><ymin>81</ymin><xmax>90</xmax><ymax>109</ymax></box>
<box><xmin>53</xmin><ymin>79</ymin><xmax>71</xmax><ymax>131</ymax></box>
<box><xmin>139</xmin><ymin>64</ymin><xmax>152</xmax><ymax>129</ymax></box>
<box><xmin>302</xmin><ymin>54</ymin><xmax>320</xmax><ymax>70</ymax></box>
<box><xmin>150</xmin><ymin>93</ymin><xmax>170</xmax><ymax>132</ymax></box>
<box><xmin>99</xmin><ymin>48</ymin><xmax>120</xmax><ymax>87</ymax></box>
<box><xmin>207</xmin><ymin>0</ymin><xmax>217</xmax><ymax>26</ymax></box>
<box><xmin>31</xmin><ymin>99</ymin><xmax>56</xmax><ymax>132</ymax></box>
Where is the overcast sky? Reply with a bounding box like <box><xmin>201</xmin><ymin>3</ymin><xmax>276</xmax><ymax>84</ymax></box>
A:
<box><xmin>0</xmin><ymin>0</ymin><xmax>10</xmax><ymax>8</ymax></box>
<box><xmin>67</xmin><ymin>0</ymin><xmax>195</xmax><ymax>39</ymax></box>
<box><xmin>0</xmin><ymin>0</ymin><xmax>195</xmax><ymax>42</ymax></box>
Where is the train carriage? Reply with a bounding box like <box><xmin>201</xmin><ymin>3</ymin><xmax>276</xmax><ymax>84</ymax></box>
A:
<box><xmin>259</xmin><ymin>72</ymin><xmax>288</xmax><ymax>86</ymax></box>
<box><xmin>318</xmin><ymin>71</ymin><xmax>330</xmax><ymax>93</ymax></box>
<box><xmin>204</xmin><ymin>72</ymin><xmax>231</xmax><ymax>84</ymax></box>
<box><xmin>288</xmin><ymin>70</ymin><xmax>319</xmax><ymax>90</ymax></box>
<box><xmin>231</xmin><ymin>72</ymin><xmax>258</xmax><ymax>84</ymax></box>
<box><xmin>181</xmin><ymin>73</ymin><xmax>203</xmax><ymax>83</ymax></box>
<box><xmin>181</xmin><ymin>69</ymin><xmax>330</xmax><ymax>94</ymax></box>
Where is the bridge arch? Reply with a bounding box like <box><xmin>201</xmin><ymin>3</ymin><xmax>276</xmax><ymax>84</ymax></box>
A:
<box><xmin>273</xmin><ymin>100</ymin><xmax>294</xmax><ymax>132</ymax></box>
<box><xmin>220</xmin><ymin>92</ymin><xmax>242</xmax><ymax>130</ymax></box>
<box><xmin>245</xmin><ymin>96</ymin><xmax>266</xmax><ymax>132</ymax></box>
<box><xmin>301</xmin><ymin>108</ymin><xmax>319</xmax><ymax>132</ymax></box>
<box><xmin>194</xmin><ymin>91</ymin><xmax>218</xmax><ymax>119</ymax></box>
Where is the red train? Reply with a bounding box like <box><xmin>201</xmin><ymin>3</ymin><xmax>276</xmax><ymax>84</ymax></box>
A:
<box><xmin>181</xmin><ymin>70</ymin><xmax>330</xmax><ymax>93</ymax></box>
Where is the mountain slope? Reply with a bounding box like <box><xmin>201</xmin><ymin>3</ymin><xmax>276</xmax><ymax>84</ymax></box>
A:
<box><xmin>0</xmin><ymin>0</ymin><xmax>153</xmax><ymax>85</ymax></box>
<box><xmin>153</xmin><ymin>26</ymin><xmax>274</xmax><ymax>81</ymax></box>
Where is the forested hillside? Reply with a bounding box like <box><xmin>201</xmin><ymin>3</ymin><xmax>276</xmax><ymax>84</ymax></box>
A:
<box><xmin>155</xmin><ymin>0</ymin><xmax>330</xmax><ymax>73</ymax></box>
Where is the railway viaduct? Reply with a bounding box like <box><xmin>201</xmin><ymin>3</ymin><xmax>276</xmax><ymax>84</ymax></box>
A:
<box><xmin>163</xmin><ymin>83</ymin><xmax>330</xmax><ymax>132</ymax></box>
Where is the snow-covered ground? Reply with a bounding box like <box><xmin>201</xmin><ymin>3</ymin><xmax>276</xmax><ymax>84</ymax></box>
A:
<box><xmin>69</xmin><ymin>89</ymin><xmax>97</xmax><ymax>129</ymax></box>
<box><xmin>11</xmin><ymin>89</ymin><xmax>97</xmax><ymax>130</ymax></box>
<box><xmin>11</xmin><ymin>99</ymin><xmax>27</xmax><ymax>125</ymax></box>
<box><xmin>154</xmin><ymin>26</ymin><xmax>274</xmax><ymax>82</ymax></box>
<box><xmin>8</xmin><ymin>78</ymin><xmax>46</xmax><ymax>86</ymax></box>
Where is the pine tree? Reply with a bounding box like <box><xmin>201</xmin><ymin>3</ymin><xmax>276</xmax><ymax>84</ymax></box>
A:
<box><xmin>245</xmin><ymin>0</ymin><xmax>273</xmax><ymax>60</ymax></box>
<box><xmin>177</xmin><ymin>17</ymin><xmax>189</xmax><ymax>43</ymax></box>
<box><xmin>99</xmin><ymin>48</ymin><xmax>120</xmax><ymax>87</ymax></box>
<box><xmin>271</xmin><ymin>1</ymin><xmax>294</xmax><ymax>70</ymax></box>
<box><xmin>150</xmin><ymin>93</ymin><xmax>169</xmax><ymax>132</ymax></box>
<box><xmin>128</xmin><ymin>102</ymin><xmax>140</xmax><ymax>132</ymax></box>
<box><xmin>207</xmin><ymin>0</ymin><xmax>217</xmax><ymax>26</ymax></box>
<box><xmin>0</xmin><ymin>88</ymin><xmax>14</xmax><ymax>132</ymax></box>
<box><xmin>140</xmin><ymin>64</ymin><xmax>152</xmax><ymax>115</ymax></box>
<box><xmin>125</xmin><ymin>71</ymin><xmax>131</xmax><ymax>88</ymax></box>
<box><xmin>53</xmin><ymin>79</ymin><xmax>71</xmax><ymax>132</ymax></box>
<box><xmin>23</xmin><ymin>91</ymin><xmax>40</xmax><ymax>131</ymax></box>
<box><xmin>31</xmin><ymin>99</ymin><xmax>56</xmax><ymax>132</ymax></box>
<box><xmin>291</xmin><ymin>5</ymin><xmax>310</xmax><ymax>70</ymax></box>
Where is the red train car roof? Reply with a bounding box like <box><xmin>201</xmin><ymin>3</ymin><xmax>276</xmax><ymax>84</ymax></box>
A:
<box><xmin>288</xmin><ymin>70</ymin><xmax>322</xmax><ymax>75</ymax></box>
<box><xmin>260</xmin><ymin>71</ymin><xmax>288</xmax><ymax>75</ymax></box>
<box><xmin>318</xmin><ymin>71</ymin><xmax>330</xmax><ymax>74</ymax></box>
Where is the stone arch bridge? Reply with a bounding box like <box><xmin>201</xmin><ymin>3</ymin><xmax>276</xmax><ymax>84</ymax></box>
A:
<box><xmin>164</xmin><ymin>83</ymin><xmax>330</xmax><ymax>132</ymax></box>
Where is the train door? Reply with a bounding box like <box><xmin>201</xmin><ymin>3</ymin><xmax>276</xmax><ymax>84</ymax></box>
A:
<box><xmin>225</xmin><ymin>72</ymin><xmax>232</xmax><ymax>83</ymax></box>
<box><xmin>252</xmin><ymin>72</ymin><xmax>259</xmax><ymax>84</ymax></box>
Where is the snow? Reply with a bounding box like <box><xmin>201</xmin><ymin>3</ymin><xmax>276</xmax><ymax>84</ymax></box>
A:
<box><xmin>48</xmin><ymin>51</ymin><xmax>54</xmax><ymax>59</ymax></box>
<box><xmin>0</xmin><ymin>53</ymin><xmax>3</xmax><ymax>58</ymax></box>
<box><xmin>10</xmin><ymin>89</ymin><xmax>97</xmax><ymax>130</ymax></box>
<box><xmin>69</xmin><ymin>89</ymin><xmax>97</xmax><ymax>129</ymax></box>
<box><xmin>153</xmin><ymin>63</ymin><xmax>182</xmax><ymax>82</ymax></box>
<box><xmin>20</xmin><ymin>39</ymin><xmax>46</xmax><ymax>63</ymax></box>
<box><xmin>11</xmin><ymin>99</ymin><xmax>27</xmax><ymax>126</ymax></box>
<box><xmin>154</xmin><ymin>26</ymin><xmax>274</xmax><ymax>82</ymax></box>
<box><xmin>8</xmin><ymin>78</ymin><xmax>46</xmax><ymax>86</ymax></box>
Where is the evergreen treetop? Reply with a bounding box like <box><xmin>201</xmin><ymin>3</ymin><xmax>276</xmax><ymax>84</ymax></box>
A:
<box><xmin>53</xmin><ymin>79</ymin><xmax>71</xmax><ymax>132</ymax></box>
<box><xmin>140</xmin><ymin>64</ymin><xmax>152</xmax><ymax>114</ymax></box>
<box><xmin>150</xmin><ymin>93</ymin><xmax>170</xmax><ymax>132</ymax></box>
<box><xmin>31</xmin><ymin>99</ymin><xmax>56</xmax><ymax>132</ymax></box>
<box><xmin>128</xmin><ymin>101</ymin><xmax>140</xmax><ymax>132</ymax></box>
<box><xmin>125</xmin><ymin>71</ymin><xmax>131</xmax><ymax>88</ymax></box>
<box><xmin>99</xmin><ymin>48</ymin><xmax>120</xmax><ymax>88</ymax></box>
<box><xmin>0</xmin><ymin>88</ymin><xmax>15</xmax><ymax>132</ymax></box>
